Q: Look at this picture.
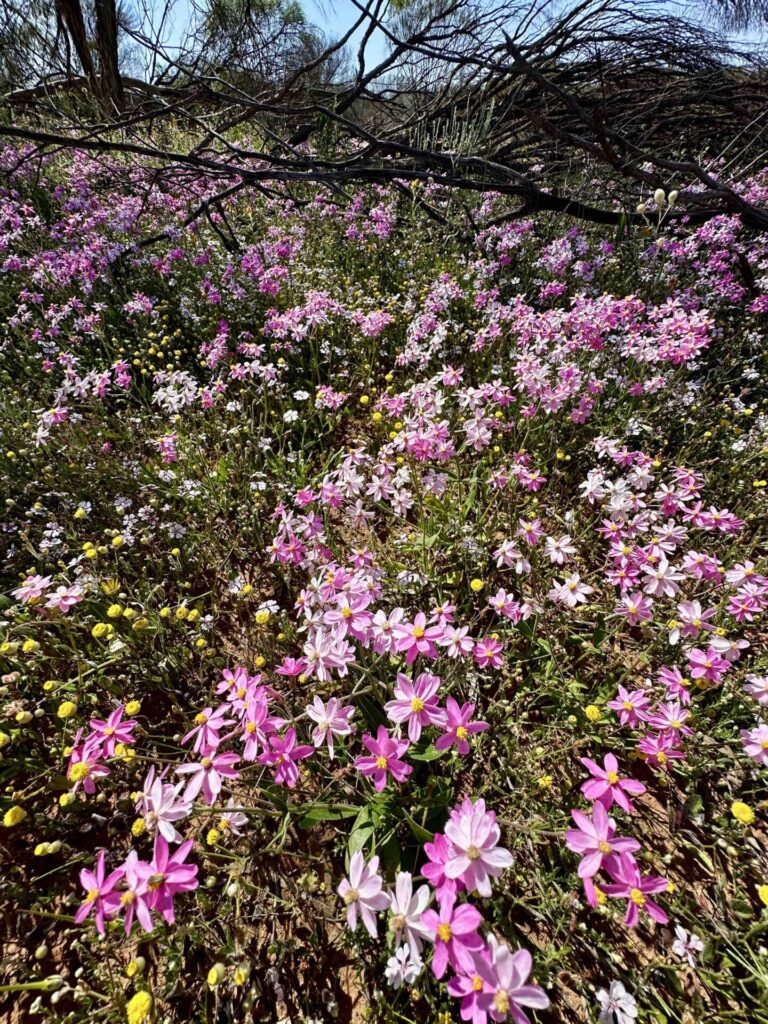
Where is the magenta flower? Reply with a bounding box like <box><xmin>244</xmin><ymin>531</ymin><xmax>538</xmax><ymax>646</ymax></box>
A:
<box><xmin>395</xmin><ymin>612</ymin><xmax>443</xmax><ymax>664</ymax></box>
<box><xmin>88</xmin><ymin>705</ymin><xmax>137</xmax><ymax>758</ymax></box>
<box><xmin>614</xmin><ymin>592</ymin><xmax>653</xmax><ymax>625</ymax></box>
<box><xmin>145</xmin><ymin>835</ymin><xmax>198</xmax><ymax>925</ymax></box>
<box><xmin>687</xmin><ymin>647</ymin><xmax>729</xmax><ymax>685</ymax></box>
<box><xmin>645</xmin><ymin>700</ymin><xmax>692</xmax><ymax>739</ymax></box>
<box><xmin>423</xmin><ymin>831</ymin><xmax>462</xmax><ymax>899</ymax></box>
<box><xmin>636</xmin><ymin>731</ymin><xmax>686</xmax><ymax>770</ymax></box>
<box><xmin>182</xmin><ymin>705</ymin><xmax>232</xmax><ymax>756</ymax></box>
<box><xmin>606</xmin><ymin>686</ymin><xmax>650</xmax><ymax>728</ymax></box>
<box><xmin>385</xmin><ymin>671</ymin><xmax>446</xmax><ymax>742</ymax></box>
<box><xmin>444</xmin><ymin>798</ymin><xmax>513</xmax><ymax>898</ymax></box>
<box><xmin>258</xmin><ymin>727</ymin><xmax>313</xmax><ymax>787</ymax></box>
<box><xmin>67</xmin><ymin>731</ymin><xmax>110</xmax><ymax>795</ymax></box>
<box><xmin>176</xmin><ymin>751</ymin><xmax>240</xmax><ymax>805</ymax></box>
<box><xmin>447</xmin><ymin>951</ymin><xmax>493</xmax><ymax>1024</ymax></box>
<box><xmin>422</xmin><ymin>890</ymin><xmax>484</xmax><ymax>979</ymax></box>
<box><xmin>337</xmin><ymin>851</ymin><xmax>389</xmax><ymax>938</ymax></box>
<box><xmin>565</xmin><ymin>800</ymin><xmax>640</xmax><ymax>881</ymax></box>
<box><xmin>75</xmin><ymin>850</ymin><xmax>124</xmax><ymax>934</ymax></box>
<box><xmin>118</xmin><ymin>850</ymin><xmax>154</xmax><ymax>934</ymax></box>
<box><xmin>435</xmin><ymin>697</ymin><xmax>488</xmax><ymax>754</ymax></box>
<box><xmin>354</xmin><ymin>726</ymin><xmax>412</xmax><ymax>791</ymax></box>
<box><xmin>305</xmin><ymin>696</ymin><xmax>356</xmax><ymax>758</ymax></box>
<box><xmin>580</xmin><ymin>754</ymin><xmax>646</xmax><ymax>813</ymax></box>
<box><xmin>473</xmin><ymin>636</ymin><xmax>504</xmax><ymax>670</ymax></box>
<box><xmin>475</xmin><ymin>937</ymin><xmax>550</xmax><ymax>1023</ymax></box>
<box><xmin>602</xmin><ymin>852</ymin><xmax>668</xmax><ymax>928</ymax></box>
<box><xmin>240</xmin><ymin>696</ymin><xmax>283</xmax><ymax>760</ymax></box>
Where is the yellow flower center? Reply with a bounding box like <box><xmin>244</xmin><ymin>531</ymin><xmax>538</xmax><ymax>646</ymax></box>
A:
<box><xmin>670</xmin><ymin>719</ymin><xmax>682</xmax><ymax>729</ymax></box>
<box><xmin>343</xmin><ymin>888</ymin><xmax>359</xmax><ymax>905</ymax></box>
<box><xmin>195</xmin><ymin>712</ymin><xmax>208</xmax><ymax>725</ymax></box>
<box><xmin>467</xmin><ymin>844</ymin><xmax>482</xmax><ymax>861</ymax></box>
<box><xmin>86</xmin><ymin>888</ymin><xmax>100</xmax><ymax>902</ymax></box>
<box><xmin>237</xmin><ymin>688</ymin><xmax>246</xmax><ymax>698</ymax></box>
<box><xmin>390</xmin><ymin>913</ymin><xmax>407</xmax><ymax>933</ymax></box>
<box><xmin>598</xmin><ymin>841</ymin><xmax>612</xmax><ymax>854</ymax></box>
<box><xmin>201</xmin><ymin>757</ymin><xmax>212</xmax><ymax>768</ymax></box>
<box><xmin>606</xmin><ymin>771</ymin><xmax>619</xmax><ymax>784</ymax></box>
<box><xmin>375</xmin><ymin>756</ymin><xmax>388</xmax><ymax>770</ymax></box>
<box><xmin>245</xmin><ymin>722</ymin><xmax>256</xmax><ymax>734</ymax></box>
<box><xmin>472</xmin><ymin>975</ymin><xmax>483</xmax><ymax>992</ymax></box>
<box><xmin>104</xmin><ymin>727</ymin><xmax>115</xmax><ymax>736</ymax></box>
<box><xmin>437</xmin><ymin>923</ymin><xmax>452</xmax><ymax>942</ymax></box>
<box><xmin>629</xmin><ymin>888</ymin><xmax>646</xmax><ymax>907</ymax></box>
<box><xmin>412</xmin><ymin>626</ymin><xmax>425</xmax><ymax>639</ymax></box>
<box><xmin>456</xmin><ymin>726</ymin><xmax>468</xmax><ymax>741</ymax></box>
<box><xmin>493</xmin><ymin>991</ymin><xmax>510</xmax><ymax>1014</ymax></box>
<box><xmin>622</xmin><ymin>700</ymin><xmax>633</xmax><ymax>710</ymax></box>
<box><xmin>69</xmin><ymin>762</ymin><xmax>91</xmax><ymax>781</ymax></box>
<box><xmin>342</xmin><ymin>607</ymin><xmax>353</xmax><ymax>619</ymax></box>
<box><xmin>147</xmin><ymin>872</ymin><xmax>165</xmax><ymax>891</ymax></box>
<box><xmin>410</xmin><ymin>697</ymin><xmax>425</xmax><ymax>713</ymax></box>
<box><xmin>120</xmin><ymin>891</ymin><xmax>136</xmax><ymax>906</ymax></box>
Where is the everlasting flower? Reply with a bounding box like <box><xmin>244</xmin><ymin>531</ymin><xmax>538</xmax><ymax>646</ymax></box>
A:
<box><xmin>565</xmin><ymin>800</ymin><xmax>640</xmax><ymax>883</ymax></box>
<box><xmin>305</xmin><ymin>696</ymin><xmax>356</xmax><ymax>757</ymax></box>
<box><xmin>144</xmin><ymin>834</ymin><xmax>199</xmax><ymax>925</ymax></box>
<box><xmin>602</xmin><ymin>852</ymin><xmax>668</xmax><ymax>928</ymax></box>
<box><xmin>475</xmin><ymin>936</ymin><xmax>550</xmax><ymax>1023</ymax></box>
<box><xmin>75</xmin><ymin>850</ymin><xmax>124</xmax><ymax>934</ymax></box>
<box><xmin>89</xmin><ymin>705</ymin><xmax>137</xmax><ymax>758</ymax></box>
<box><xmin>258</xmin><ymin>728</ymin><xmax>313</xmax><ymax>787</ymax></box>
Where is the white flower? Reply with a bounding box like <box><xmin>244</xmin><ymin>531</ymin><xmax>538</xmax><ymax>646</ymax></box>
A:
<box><xmin>596</xmin><ymin>981</ymin><xmax>637</xmax><ymax>1024</ymax></box>
<box><xmin>384</xmin><ymin>944</ymin><xmax>422</xmax><ymax>989</ymax></box>
<box><xmin>671</xmin><ymin>924</ymin><xmax>703</xmax><ymax>967</ymax></box>
<box><xmin>386</xmin><ymin>872</ymin><xmax>432</xmax><ymax>960</ymax></box>
<box><xmin>283</xmin><ymin>409</ymin><xmax>299</xmax><ymax>423</ymax></box>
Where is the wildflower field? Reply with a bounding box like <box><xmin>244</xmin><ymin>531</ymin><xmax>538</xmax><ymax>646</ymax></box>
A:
<box><xmin>1</xmin><ymin>147</ymin><xmax>767</xmax><ymax>1024</ymax></box>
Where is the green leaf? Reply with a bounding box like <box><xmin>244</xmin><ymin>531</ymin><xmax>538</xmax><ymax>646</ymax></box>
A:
<box><xmin>403</xmin><ymin>812</ymin><xmax>434</xmax><ymax>843</ymax></box>
<box><xmin>298</xmin><ymin>803</ymin><xmax>359</xmax><ymax>828</ymax></box>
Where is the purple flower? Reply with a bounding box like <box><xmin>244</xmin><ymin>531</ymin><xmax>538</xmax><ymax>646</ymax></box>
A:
<box><xmin>422</xmin><ymin>890</ymin><xmax>484</xmax><ymax>979</ymax></box>
<box><xmin>580</xmin><ymin>754</ymin><xmax>646</xmax><ymax>813</ymax></box>
<box><xmin>337</xmin><ymin>851</ymin><xmax>389</xmax><ymax>937</ymax></box>
<box><xmin>385</xmin><ymin>671</ymin><xmax>446</xmax><ymax>742</ymax></box>
<box><xmin>354</xmin><ymin>725</ymin><xmax>412</xmax><ymax>791</ymax></box>
<box><xmin>444</xmin><ymin>798</ymin><xmax>513</xmax><ymax>898</ymax></box>
<box><xmin>435</xmin><ymin>697</ymin><xmax>488</xmax><ymax>754</ymax></box>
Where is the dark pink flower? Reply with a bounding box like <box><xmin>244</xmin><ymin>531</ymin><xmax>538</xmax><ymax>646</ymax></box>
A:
<box><xmin>579</xmin><ymin>753</ymin><xmax>646</xmax><ymax>813</ymax></box>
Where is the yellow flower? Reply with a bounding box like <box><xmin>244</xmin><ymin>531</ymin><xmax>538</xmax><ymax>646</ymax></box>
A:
<box><xmin>159</xmin><ymin>607</ymin><xmax>171</xmax><ymax>618</ymax></box>
<box><xmin>91</xmin><ymin>622</ymin><xmax>113</xmax><ymax>639</ymax></box>
<box><xmin>255</xmin><ymin>609</ymin><xmax>270</xmax><ymax>625</ymax></box>
<box><xmin>757</xmin><ymin>885</ymin><xmax>768</xmax><ymax>907</ymax></box>
<box><xmin>207</xmin><ymin>963</ymin><xmax>226</xmax><ymax>988</ymax></box>
<box><xmin>254</xmin><ymin>656</ymin><xmax>266</xmax><ymax>669</ymax></box>
<box><xmin>0</xmin><ymin>732</ymin><xmax>10</xmax><ymax>749</ymax></box>
<box><xmin>732</xmin><ymin>801</ymin><xmax>755</xmax><ymax>825</ymax></box>
<box><xmin>125</xmin><ymin>700</ymin><xmax>141</xmax><ymax>716</ymax></box>
<box><xmin>107</xmin><ymin>604</ymin><xmax>124</xmax><ymax>618</ymax></box>
<box><xmin>123</xmin><ymin>608</ymin><xmax>136</xmax><ymax>621</ymax></box>
<box><xmin>537</xmin><ymin>775</ymin><xmax>553</xmax><ymax>789</ymax></box>
<box><xmin>132</xmin><ymin>618</ymin><xmax>149</xmax><ymax>631</ymax></box>
<box><xmin>175</xmin><ymin>606</ymin><xmax>189</xmax><ymax>621</ymax></box>
<box><xmin>73</xmin><ymin>507</ymin><xmax>87</xmax><ymax>520</ymax></box>
<box><xmin>57</xmin><ymin>701</ymin><xmax>77</xmax><ymax>719</ymax></box>
<box><xmin>371</xmin><ymin>411</ymin><xmax>382</xmax><ymax>423</ymax></box>
<box><xmin>171</xmin><ymin>547</ymin><xmax>181</xmax><ymax>557</ymax></box>
<box><xmin>112</xmin><ymin>535</ymin><xmax>124</xmax><ymax>548</ymax></box>
<box><xmin>34</xmin><ymin>842</ymin><xmax>51</xmax><ymax>856</ymax></box>
<box><xmin>359</xmin><ymin>395</ymin><xmax>370</xmax><ymax>405</ymax></box>
<box><xmin>233</xmin><ymin>964</ymin><xmax>250</xmax><ymax>986</ymax></box>
<box><xmin>187</xmin><ymin>609</ymin><xmax>199</xmax><ymax>624</ymax></box>
<box><xmin>132</xmin><ymin>818</ymin><xmax>146</xmax><ymax>837</ymax></box>
<box><xmin>22</xmin><ymin>639</ymin><xmax>40</xmax><ymax>654</ymax></box>
<box><xmin>101</xmin><ymin>579</ymin><xmax>120</xmax><ymax>596</ymax></box>
<box><xmin>469</xmin><ymin>578</ymin><xmax>485</xmax><ymax>592</ymax></box>
<box><xmin>241</xmin><ymin>584</ymin><xmax>253</xmax><ymax>596</ymax></box>
<box><xmin>15</xmin><ymin>710</ymin><xmax>33</xmax><ymax>724</ymax></box>
<box><xmin>59</xmin><ymin>793</ymin><xmax>75</xmax><ymax>808</ymax></box>
<box><xmin>585</xmin><ymin>704</ymin><xmax>601</xmax><ymax>723</ymax></box>
<box><xmin>3</xmin><ymin>805</ymin><xmax>27</xmax><ymax>827</ymax></box>
<box><xmin>125</xmin><ymin>990</ymin><xmax>152</xmax><ymax>1024</ymax></box>
<box><xmin>126</xmin><ymin>957</ymin><xmax>145</xmax><ymax>979</ymax></box>
<box><xmin>206</xmin><ymin>828</ymin><xmax>222</xmax><ymax>846</ymax></box>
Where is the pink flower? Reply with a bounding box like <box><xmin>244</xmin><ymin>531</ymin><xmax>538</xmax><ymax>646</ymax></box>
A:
<box><xmin>423</xmin><ymin>831</ymin><xmax>462</xmax><ymax>899</ymax></box>
<box><xmin>422</xmin><ymin>890</ymin><xmax>484</xmax><ymax>979</ymax></box>
<box><xmin>240</xmin><ymin>696</ymin><xmax>283</xmax><ymax>760</ymax></box>
<box><xmin>88</xmin><ymin>705</ymin><xmax>136</xmax><ymax>758</ymax></box>
<box><xmin>435</xmin><ymin>698</ymin><xmax>488</xmax><ymax>754</ymax></box>
<box><xmin>636</xmin><ymin>731</ymin><xmax>686</xmax><ymax>770</ymax></box>
<box><xmin>475</xmin><ymin>937</ymin><xmax>550</xmax><ymax>1023</ymax></box>
<box><xmin>305</xmin><ymin>696</ymin><xmax>356</xmax><ymax>758</ymax></box>
<box><xmin>447</xmin><ymin>954</ymin><xmax>493</xmax><ymax>1024</ymax></box>
<box><xmin>444</xmin><ymin>798</ymin><xmax>513</xmax><ymax>897</ymax></box>
<box><xmin>117</xmin><ymin>850</ymin><xmax>154</xmax><ymax>934</ymax></box>
<box><xmin>145</xmin><ymin>835</ymin><xmax>198</xmax><ymax>925</ymax></box>
<box><xmin>182</xmin><ymin>705</ymin><xmax>232</xmax><ymax>756</ymax></box>
<box><xmin>395</xmin><ymin>612</ymin><xmax>443</xmax><ymax>665</ymax></box>
<box><xmin>741</xmin><ymin>723</ymin><xmax>768</xmax><ymax>766</ymax></box>
<box><xmin>607</xmin><ymin>686</ymin><xmax>650</xmax><ymax>728</ymax></box>
<box><xmin>67</xmin><ymin>732</ymin><xmax>110</xmax><ymax>795</ymax></box>
<box><xmin>614</xmin><ymin>592</ymin><xmax>653</xmax><ymax>625</ymax></box>
<box><xmin>644</xmin><ymin>700</ymin><xmax>692</xmax><ymax>739</ymax></box>
<box><xmin>135</xmin><ymin>767</ymin><xmax>191</xmax><ymax>844</ymax></box>
<box><xmin>473</xmin><ymin>636</ymin><xmax>504</xmax><ymax>670</ymax></box>
<box><xmin>337</xmin><ymin>851</ymin><xmax>389</xmax><ymax>937</ymax></box>
<box><xmin>385</xmin><ymin>671</ymin><xmax>446</xmax><ymax>742</ymax></box>
<box><xmin>75</xmin><ymin>850</ymin><xmax>124</xmax><ymax>934</ymax></box>
<box><xmin>176</xmin><ymin>751</ymin><xmax>241</xmax><ymax>805</ymax></box>
<box><xmin>579</xmin><ymin>754</ymin><xmax>646</xmax><ymax>814</ymax></box>
<box><xmin>354</xmin><ymin>726</ymin><xmax>412</xmax><ymax>791</ymax></box>
<box><xmin>549</xmin><ymin>574</ymin><xmax>593</xmax><ymax>608</ymax></box>
<box><xmin>602</xmin><ymin>852</ymin><xmax>668</xmax><ymax>928</ymax></box>
<box><xmin>12</xmin><ymin>574</ymin><xmax>52</xmax><ymax>603</ymax></box>
<box><xmin>44</xmin><ymin>585</ymin><xmax>84</xmax><ymax>613</ymax></box>
<box><xmin>687</xmin><ymin>647</ymin><xmax>729</xmax><ymax>685</ymax></box>
<box><xmin>565</xmin><ymin>800</ymin><xmax>640</xmax><ymax>882</ymax></box>
<box><xmin>438</xmin><ymin>625</ymin><xmax>475</xmax><ymax>658</ymax></box>
<box><xmin>258</xmin><ymin>728</ymin><xmax>313</xmax><ymax>787</ymax></box>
